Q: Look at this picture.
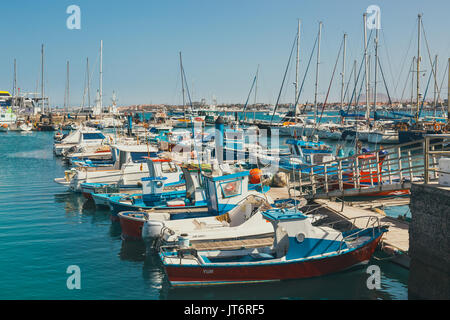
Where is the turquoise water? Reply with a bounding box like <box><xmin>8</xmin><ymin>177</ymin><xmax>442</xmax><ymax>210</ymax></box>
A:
<box><xmin>0</xmin><ymin>131</ymin><xmax>409</xmax><ymax>300</ymax></box>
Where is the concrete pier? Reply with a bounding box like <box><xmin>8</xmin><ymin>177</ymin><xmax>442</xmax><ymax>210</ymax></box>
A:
<box><xmin>408</xmin><ymin>183</ymin><xmax>450</xmax><ymax>300</ymax></box>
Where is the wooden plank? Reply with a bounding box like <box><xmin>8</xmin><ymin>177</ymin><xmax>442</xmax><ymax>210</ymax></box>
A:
<box><xmin>191</xmin><ymin>236</ymin><xmax>274</xmax><ymax>251</ymax></box>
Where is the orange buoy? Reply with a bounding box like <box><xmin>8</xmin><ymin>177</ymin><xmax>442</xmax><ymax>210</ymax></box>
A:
<box><xmin>249</xmin><ymin>168</ymin><xmax>262</xmax><ymax>184</ymax></box>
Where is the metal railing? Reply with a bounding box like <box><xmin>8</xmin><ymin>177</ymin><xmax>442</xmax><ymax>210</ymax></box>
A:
<box><xmin>295</xmin><ymin>135</ymin><xmax>450</xmax><ymax>199</ymax></box>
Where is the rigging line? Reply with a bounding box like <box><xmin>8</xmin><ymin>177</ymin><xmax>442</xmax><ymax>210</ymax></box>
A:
<box><xmin>377</xmin><ymin>55</ymin><xmax>393</xmax><ymax>108</ymax></box>
<box><xmin>181</xmin><ymin>63</ymin><xmax>204</xmax><ymax>183</ymax></box>
<box><xmin>242</xmin><ymin>68</ymin><xmax>258</xmax><ymax>122</ymax></box>
<box><xmin>270</xmin><ymin>31</ymin><xmax>298</xmax><ymax>124</ymax></box>
<box><xmin>420</xmin><ymin>20</ymin><xmax>441</xmax><ymax>99</ymax></box>
<box><xmin>393</xmin><ymin>20</ymin><xmax>417</xmax><ymax>96</ymax></box>
<box><xmin>296</xmin><ymin>35</ymin><xmax>319</xmax><ymax>116</ymax></box>
<box><xmin>344</xmin><ymin>29</ymin><xmax>373</xmax><ymax>116</ymax></box>
<box><xmin>399</xmin><ymin>58</ymin><xmax>414</xmax><ymax>103</ymax></box>
<box><xmin>417</xmin><ymin>58</ymin><xmax>436</xmax><ymax>119</ymax></box>
<box><xmin>380</xmin><ymin>28</ymin><xmax>399</xmax><ymax>99</ymax></box>
<box><xmin>436</xmin><ymin>59</ymin><xmax>449</xmax><ymax>116</ymax></box>
<box><xmin>342</xmin><ymin>58</ymin><xmax>356</xmax><ymax>109</ymax></box>
<box><xmin>310</xmin><ymin>36</ymin><xmax>344</xmax><ymax>138</ymax></box>
<box><xmin>438</xmin><ymin>59</ymin><xmax>449</xmax><ymax>105</ymax></box>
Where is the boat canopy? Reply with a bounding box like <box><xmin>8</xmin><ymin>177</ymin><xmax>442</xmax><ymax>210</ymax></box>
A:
<box><xmin>285</xmin><ymin>139</ymin><xmax>326</xmax><ymax>148</ymax></box>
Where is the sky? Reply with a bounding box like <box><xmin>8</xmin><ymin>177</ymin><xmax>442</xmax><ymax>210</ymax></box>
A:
<box><xmin>1</xmin><ymin>0</ymin><xmax>449</xmax><ymax>107</ymax></box>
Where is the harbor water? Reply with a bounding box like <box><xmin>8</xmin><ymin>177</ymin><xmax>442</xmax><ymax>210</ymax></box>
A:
<box><xmin>0</xmin><ymin>130</ymin><xmax>409</xmax><ymax>300</ymax></box>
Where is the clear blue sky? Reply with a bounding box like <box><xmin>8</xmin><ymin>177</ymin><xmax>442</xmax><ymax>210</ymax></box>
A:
<box><xmin>1</xmin><ymin>0</ymin><xmax>449</xmax><ymax>107</ymax></box>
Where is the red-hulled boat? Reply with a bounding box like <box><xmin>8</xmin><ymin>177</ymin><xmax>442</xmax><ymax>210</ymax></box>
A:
<box><xmin>159</xmin><ymin>208</ymin><xmax>388</xmax><ymax>287</ymax></box>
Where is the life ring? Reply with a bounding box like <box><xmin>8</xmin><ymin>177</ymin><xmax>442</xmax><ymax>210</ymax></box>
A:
<box><xmin>434</xmin><ymin>123</ymin><xmax>442</xmax><ymax>131</ymax></box>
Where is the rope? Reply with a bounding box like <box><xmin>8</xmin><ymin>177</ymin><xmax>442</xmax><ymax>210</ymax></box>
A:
<box><xmin>270</xmin><ymin>31</ymin><xmax>298</xmax><ymax>124</ymax></box>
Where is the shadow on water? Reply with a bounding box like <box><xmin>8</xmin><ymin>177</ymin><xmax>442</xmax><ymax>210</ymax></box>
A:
<box><xmin>148</xmin><ymin>251</ymin><xmax>409</xmax><ymax>300</ymax></box>
<box><xmin>142</xmin><ymin>248</ymin><xmax>171</xmax><ymax>299</ymax></box>
<box><xmin>120</xmin><ymin>240</ymin><xmax>147</xmax><ymax>262</ymax></box>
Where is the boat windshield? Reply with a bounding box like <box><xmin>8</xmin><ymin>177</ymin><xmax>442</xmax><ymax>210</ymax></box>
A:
<box><xmin>130</xmin><ymin>152</ymin><xmax>150</xmax><ymax>163</ymax></box>
<box><xmin>82</xmin><ymin>133</ymin><xmax>105</xmax><ymax>140</ymax></box>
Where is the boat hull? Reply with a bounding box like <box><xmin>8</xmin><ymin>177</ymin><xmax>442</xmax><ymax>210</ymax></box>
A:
<box><xmin>162</xmin><ymin>233</ymin><xmax>383</xmax><ymax>287</ymax></box>
<box><xmin>118</xmin><ymin>212</ymin><xmax>146</xmax><ymax>241</ymax></box>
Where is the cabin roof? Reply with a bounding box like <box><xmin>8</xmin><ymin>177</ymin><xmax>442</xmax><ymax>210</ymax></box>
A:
<box><xmin>262</xmin><ymin>208</ymin><xmax>308</xmax><ymax>221</ymax></box>
<box><xmin>112</xmin><ymin>144</ymin><xmax>157</xmax><ymax>152</ymax></box>
<box><xmin>285</xmin><ymin>139</ymin><xmax>326</xmax><ymax>148</ymax></box>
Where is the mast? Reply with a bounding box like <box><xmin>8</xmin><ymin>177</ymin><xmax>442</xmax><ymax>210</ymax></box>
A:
<box><xmin>41</xmin><ymin>44</ymin><xmax>45</xmax><ymax>113</ymax></box>
<box><xmin>411</xmin><ymin>57</ymin><xmax>414</xmax><ymax>106</ymax></box>
<box><xmin>313</xmin><ymin>21</ymin><xmax>322</xmax><ymax>123</ymax></box>
<box><xmin>340</xmin><ymin>33</ymin><xmax>347</xmax><ymax>109</ymax></box>
<box><xmin>87</xmin><ymin>57</ymin><xmax>91</xmax><ymax>109</ymax></box>
<box><xmin>416</xmin><ymin>14</ymin><xmax>422</xmax><ymax>122</ymax></box>
<box><xmin>363</xmin><ymin>13</ymin><xmax>370</xmax><ymax>122</ymax></box>
<box><xmin>295</xmin><ymin>19</ymin><xmax>301</xmax><ymax>122</ymax></box>
<box><xmin>13</xmin><ymin>59</ymin><xmax>17</xmax><ymax>106</ymax></box>
<box><xmin>448</xmin><ymin>57</ymin><xmax>450</xmax><ymax>121</ymax></box>
<box><xmin>254</xmin><ymin>64</ymin><xmax>259</xmax><ymax>122</ymax></box>
<box><xmin>67</xmin><ymin>61</ymin><xmax>70</xmax><ymax>113</ymax></box>
<box><xmin>373</xmin><ymin>27</ymin><xmax>379</xmax><ymax>116</ymax></box>
<box><xmin>99</xmin><ymin>40</ymin><xmax>103</xmax><ymax>114</ymax></box>
<box><xmin>433</xmin><ymin>55</ymin><xmax>438</xmax><ymax>118</ymax></box>
<box><xmin>179</xmin><ymin>52</ymin><xmax>186</xmax><ymax>111</ymax></box>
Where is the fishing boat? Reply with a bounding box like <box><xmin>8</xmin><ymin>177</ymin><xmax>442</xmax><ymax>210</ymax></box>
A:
<box><xmin>86</xmin><ymin>157</ymin><xmax>185</xmax><ymax>202</ymax></box>
<box><xmin>54</xmin><ymin>144</ymin><xmax>158</xmax><ymax>192</ymax></box>
<box><xmin>367</xmin><ymin>128</ymin><xmax>399</xmax><ymax>144</ymax></box>
<box><xmin>159</xmin><ymin>207</ymin><xmax>388</xmax><ymax>287</ymax></box>
<box><xmin>53</xmin><ymin>127</ymin><xmax>108</xmax><ymax>156</ymax></box>
<box><xmin>139</xmin><ymin>194</ymin><xmax>273</xmax><ymax>244</ymax></box>
<box><xmin>115</xmin><ymin>164</ymin><xmax>271</xmax><ymax>239</ymax></box>
<box><xmin>258</xmin><ymin>138</ymin><xmax>335</xmax><ymax>173</ymax></box>
<box><xmin>0</xmin><ymin>104</ymin><xmax>17</xmax><ymax>132</ymax></box>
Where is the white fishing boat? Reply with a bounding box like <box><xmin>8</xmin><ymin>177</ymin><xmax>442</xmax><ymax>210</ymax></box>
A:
<box><xmin>142</xmin><ymin>194</ymin><xmax>273</xmax><ymax>247</ymax></box>
<box><xmin>54</xmin><ymin>143</ymin><xmax>158</xmax><ymax>192</ymax></box>
<box><xmin>367</xmin><ymin>129</ymin><xmax>399</xmax><ymax>144</ymax></box>
<box><xmin>53</xmin><ymin>127</ymin><xmax>109</xmax><ymax>156</ymax></box>
<box><xmin>0</xmin><ymin>105</ymin><xmax>17</xmax><ymax>132</ymax></box>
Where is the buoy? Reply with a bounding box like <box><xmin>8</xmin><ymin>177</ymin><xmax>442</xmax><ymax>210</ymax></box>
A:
<box><xmin>249</xmin><ymin>168</ymin><xmax>262</xmax><ymax>184</ymax></box>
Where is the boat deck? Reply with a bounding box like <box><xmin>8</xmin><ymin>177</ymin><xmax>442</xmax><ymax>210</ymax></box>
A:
<box><xmin>191</xmin><ymin>236</ymin><xmax>274</xmax><ymax>251</ymax></box>
<box><xmin>314</xmin><ymin>199</ymin><xmax>410</xmax><ymax>267</ymax></box>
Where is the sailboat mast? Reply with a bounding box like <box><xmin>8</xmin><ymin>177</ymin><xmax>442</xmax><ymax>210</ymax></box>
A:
<box><xmin>416</xmin><ymin>14</ymin><xmax>422</xmax><ymax>121</ymax></box>
<box><xmin>41</xmin><ymin>44</ymin><xmax>45</xmax><ymax>113</ymax></box>
<box><xmin>295</xmin><ymin>19</ymin><xmax>301</xmax><ymax>122</ymax></box>
<box><xmin>447</xmin><ymin>57</ymin><xmax>450</xmax><ymax>121</ymax></box>
<box><xmin>99</xmin><ymin>40</ymin><xmax>103</xmax><ymax>113</ymax></box>
<box><xmin>179</xmin><ymin>52</ymin><xmax>186</xmax><ymax>111</ymax></box>
<box><xmin>314</xmin><ymin>21</ymin><xmax>322</xmax><ymax>123</ymax></box>
<box><xmin>87</xmin><ymin>57</ymin><xmax>91</xmax><ymax>109</ymax></box>
<box><xmin>363</xmin><ymin>13</ymin><xmax>370</xmax><ymax>122</ymax></box>
<box><xmin>341</xmin><ymin>33</ymin><xmax>347</xmax><ymax>109</ymax></box>
<box><xmin>433</xmin><ymin>55</ymin><xmax>438</xmax><ymax>118</ymax></box>
<box><xmin>67</xmin><ymin>61</ymin><xmax>70</xmax><ymax>113</ymax></box>
<box><xmin>373</xmin><ymin>27</ymin><xmax>379</xmax><ymax>115</ymax></box>
<box><xmin>13</xmin><ymin>59</ymin><xmax>17</xmax><ymax>106</ymax></box>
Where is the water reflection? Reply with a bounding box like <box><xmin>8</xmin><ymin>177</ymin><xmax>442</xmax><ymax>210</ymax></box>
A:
<box><xmin>120</xmin><ymin>240</ymin><xmax>146</xmax><ymax>262</ymax></box>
